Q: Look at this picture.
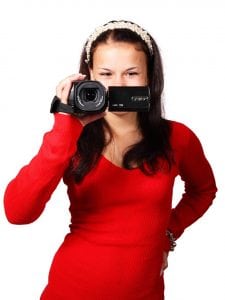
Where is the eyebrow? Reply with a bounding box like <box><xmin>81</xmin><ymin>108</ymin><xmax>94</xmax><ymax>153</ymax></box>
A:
<box><xmin>98</xmin><ymin>67</ymin><xmax>139</xmax><ymax>71</ymax></box>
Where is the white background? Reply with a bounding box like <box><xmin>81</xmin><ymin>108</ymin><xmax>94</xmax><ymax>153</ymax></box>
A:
<box><xmin>0</xmin><ymin>1</ymin><xmax>224</xmax><ymax>299</ymax></box>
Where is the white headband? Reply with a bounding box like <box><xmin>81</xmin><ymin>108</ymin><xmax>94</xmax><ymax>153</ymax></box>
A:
<box><xmin>85</xmin><ymin>21</ymin><xmax>153</xmax><ymax>64</ymax></box>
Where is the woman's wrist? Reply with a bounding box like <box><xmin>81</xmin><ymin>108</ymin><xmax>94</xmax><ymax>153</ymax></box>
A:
<box><xmin>53</xmin><ymin>112</ymin><xmax>83</xmax><ymax>134</ymax></box>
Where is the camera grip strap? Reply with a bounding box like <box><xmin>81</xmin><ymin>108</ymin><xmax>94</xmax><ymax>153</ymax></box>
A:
<box><xmin>50</xmin><ymin>96</ymin><xmax>74</xmax><ymax>115</ymax></box>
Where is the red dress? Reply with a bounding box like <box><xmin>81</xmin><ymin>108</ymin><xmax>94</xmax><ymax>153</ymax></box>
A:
<box><xmin>4</xmin><ymin>114</ymin><xmax>217</xmax><ymax>300</ymax></box>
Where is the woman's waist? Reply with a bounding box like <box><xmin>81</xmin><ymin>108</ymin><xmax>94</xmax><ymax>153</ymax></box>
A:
<box><xmin>69</xmin><ymin>222</ymin><xmax>166</xmax><ymax>248</ymax></box>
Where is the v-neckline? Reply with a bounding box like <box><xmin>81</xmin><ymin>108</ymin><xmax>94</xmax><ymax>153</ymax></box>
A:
<box><xmin>100</xmin><ymin>154</ymin><xmax>139</xmax><ymax>172</ymax></box>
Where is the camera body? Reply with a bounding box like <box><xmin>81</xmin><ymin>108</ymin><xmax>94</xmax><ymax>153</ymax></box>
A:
<box><xmin>68</xmin><ymin>80</ymin><xmax>151</xmax><ymax>114</ymax></box>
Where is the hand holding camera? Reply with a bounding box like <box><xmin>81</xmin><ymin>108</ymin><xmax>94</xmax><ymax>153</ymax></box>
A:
<box><xmin>56</xmin><ymin>73</ymin><xmax>86</xmax><ymax>105</ymax></box>
<box><xmin>54</xmin><ymin>74</ymin><xmax>106</xmax><ymax>126</ymax></box>
<box><xmin>52</xmin><ymin>73</ymin><xmax>151</xmax><ymax>125</ymax></box>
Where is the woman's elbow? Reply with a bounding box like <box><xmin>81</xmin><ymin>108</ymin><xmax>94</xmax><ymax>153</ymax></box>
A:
<box><xmin>4</xmin><ymin>209</ymin><xmax>40</xmax><ymax>225</ymax></box>
<box><xmin>4</xmin><ymin>198</ymin><xmax>44</xmax><ymax>225</ymax></box>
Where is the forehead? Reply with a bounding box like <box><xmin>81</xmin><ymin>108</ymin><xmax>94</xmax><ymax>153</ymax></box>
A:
<box><xmin>92</xmin><ymin>41</ymin><xmax>147</xmax><ymax>65</ymax></box>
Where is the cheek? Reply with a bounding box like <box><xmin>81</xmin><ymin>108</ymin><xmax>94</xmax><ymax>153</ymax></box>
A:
<box><xmin>99</xmin><ymin>80</ymin><xmax>109</xmax><ymax>90</ymax></box>
<box><xmin>128</xmin><ymin>76</ymin><xmax>148</xmax><ymax>86</ymax></box>
<box><xmin>140</xmin><ymin>77</ymin><xmax>148</xmax><ymax>86</ymax></box>
<box><xmin>141</xmin><ymin>71</ymin><xmax>148</xmax><ymax>85</ymax></box>
<box><xmin>90</xmin><ymin>73</ymin><xmax>109</xmax><ymax>89</ymax></box>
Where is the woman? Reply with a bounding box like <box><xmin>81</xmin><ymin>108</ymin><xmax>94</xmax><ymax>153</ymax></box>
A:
<box><xmin>4</xmin><ymin>20</ymin><xmax>217</xmax><ymax>299</ymax></box>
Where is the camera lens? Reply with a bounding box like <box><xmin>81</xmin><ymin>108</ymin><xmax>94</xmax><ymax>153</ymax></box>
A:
<box><xmin>80</xmin><ymin>88</ymin><xmax>98</xmax><ymax>102</ymax></box>
<box><xmin>73</xmin><ymin>80</ymin><xmax>107</xmax><ymax>113</ymax></box>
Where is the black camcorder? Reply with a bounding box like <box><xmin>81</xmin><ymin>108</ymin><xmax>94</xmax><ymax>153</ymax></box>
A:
<box><xmin>68</xmin><ymin>80</ymin><xmax>151</xmax><ymax>114</ymax></box>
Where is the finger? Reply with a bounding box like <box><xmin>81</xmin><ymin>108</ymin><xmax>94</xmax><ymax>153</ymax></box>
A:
<box><xmin>56</xmin><ymin>73</ymin><xmax>86</xmax><ymax>91</ymax></box>
<box><xmin>60</xmin><ymin>80</ymin><xmax>73</xmax><ymax>104</ymax></box>
<box><xmin>160</xmin><ymin>262</ymin><xmax>168</xmax><ymax>276</ymax></box>
<box><xmin>160</xmin><ymin>252</ymin><xmax>169</xmax><ymax>276</ymax></box>
<box><xmin>56</xmin><ymin>73</ymin><xmax>86</xmax><ymax>102</ymax></box>
<box><xmin>56</xmin><ymin>74</ymin><xmax>86</xmax><ymax>103</ymax></box>
<box><xmin>162</xmin><ymin>252</ymin><xmax>168</xmax><ymax>270</ymax></box>
<box><xmin>163</xmin><ymin>260</ymin><xmax>168</xmax><ymax>270</ymax></box>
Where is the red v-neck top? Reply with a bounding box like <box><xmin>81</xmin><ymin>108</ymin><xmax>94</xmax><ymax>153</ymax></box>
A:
<box><xmin>4</xmin><ymin>114</ymin><xmax>217</xmax><ymax>299</ymax></box>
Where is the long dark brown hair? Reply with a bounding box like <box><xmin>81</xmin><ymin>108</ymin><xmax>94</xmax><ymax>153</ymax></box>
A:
<box><xmin>70</xmin><ymin>21</ymin><xmax>173</xmax><ymax>182</ymax></box>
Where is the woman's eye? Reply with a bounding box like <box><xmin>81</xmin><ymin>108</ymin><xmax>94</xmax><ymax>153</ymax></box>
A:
<box><xmin>99</xmin><ymin>72</ymin><xmax>111</xmax><ymax>77</ymax></box>
<box><xmin>127</xmin><ymin>72</ymin><xmax>138</xmax><ymax>76</ymax></box>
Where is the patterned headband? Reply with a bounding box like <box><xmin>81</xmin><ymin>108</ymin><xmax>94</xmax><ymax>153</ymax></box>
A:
<box><xmin>85</xmin><ymin>21</ymin><xmax>153</xmax><ymax>64</ymax></box>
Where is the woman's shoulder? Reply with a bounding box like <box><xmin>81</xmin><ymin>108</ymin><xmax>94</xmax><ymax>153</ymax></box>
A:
<box><xmin>167</xmin><ymin>119</ymin><xmax>200</xmax><ymax>150</ymax></box>
<box><xmin>168</xmin><ymin>119</ymin><xmax>192</xmax><ymax>134</ymax></box>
